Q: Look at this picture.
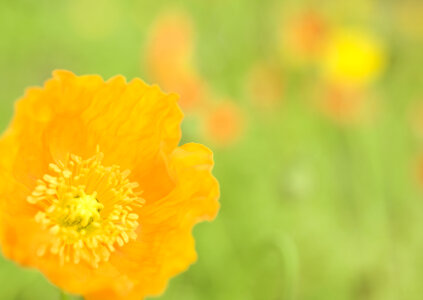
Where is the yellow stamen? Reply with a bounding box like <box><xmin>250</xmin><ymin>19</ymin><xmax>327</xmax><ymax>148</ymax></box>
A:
<box><xmin>27</xmin><ymin>147</ymin><xmax>144</xmax><ymax>268</ymax></box>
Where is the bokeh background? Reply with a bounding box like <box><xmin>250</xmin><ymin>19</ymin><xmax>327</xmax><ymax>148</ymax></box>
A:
<box><xmin>1</xmin><ymin>0</ymin><xmax>423</xmax><ymax>299</ymax></box>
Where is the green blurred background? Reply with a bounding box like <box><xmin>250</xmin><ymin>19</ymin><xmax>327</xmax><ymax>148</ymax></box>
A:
<box><xmin>2</xmin><ymin>0</ymin><xmax>423</xmax><ymax>299</ymax></box>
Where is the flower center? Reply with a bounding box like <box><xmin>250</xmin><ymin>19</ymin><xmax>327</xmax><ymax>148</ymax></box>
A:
<box><xmin>27</xmin><ymin>147</ymin><xmax>144</xmax><ymax>268</ymax></box>
<box><xmin>63</xmin><ymin>192</ymin><xmax>103</xmax><ymax>229</ymax></box>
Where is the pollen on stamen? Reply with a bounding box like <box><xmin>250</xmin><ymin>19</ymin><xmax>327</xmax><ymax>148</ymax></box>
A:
<box><xmin>27</xmin><ymin>148</ymin><xmax>144</xmax><ymax>268</ymax></box>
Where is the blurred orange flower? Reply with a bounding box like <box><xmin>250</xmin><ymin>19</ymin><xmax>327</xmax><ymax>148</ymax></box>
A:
<box><xmin>395</xmin><ymin>0</ymin><xmax>423</xmax><ymax>40</ymax></box>
<box><xmin>315</xmin><ymin>83</ymin><xmax>377</xmax><ymax>124</ymax></box>
<box><xmin>246</xmin><ymin>62</ymin><xmax>283</xmax><ymax>110</ymax></box>
<box><xmin>279</xmin><ymin>9</ymin><xmax>328</xmax><ymax>65</ymax></box>
<box><xmin>413</xmin><ymin>153</ymin><xmax>423</xmax><ymax>191</ymax></box>
<box><xmin>0</xmin><ymin>70</ymin><xmax>219</xmax><ymax>299</ymax></box>
<box><xmin>203</xmin><ymin>101</ymin><xmax>245</xmax><ymax>147</ymax></box>
<box><xmin>146</xmin><ymin>11</ymin><xmax>207</xmax><ymax>111</ymax></box>
<box><xmin>146</xmin><ymin>10</ymin><xmax>194</xmax><ymax>82</ymax></box>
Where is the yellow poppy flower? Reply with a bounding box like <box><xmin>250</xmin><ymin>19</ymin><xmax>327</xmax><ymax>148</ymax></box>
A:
<box><xmin>0</xmin><ymin>70</ymin><xmax>220</xmax><ymax>299</ymax></box>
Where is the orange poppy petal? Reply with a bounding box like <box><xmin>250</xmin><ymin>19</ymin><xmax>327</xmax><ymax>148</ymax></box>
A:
<box><xmin>84</xmin><ymin>143</ymin><xmax>220</xmax><ymax>299</ymax></box>
<box><xmin>3</xmin><ymin>70</ymin><xmax>183</xmax><ymax>189</ymax></box>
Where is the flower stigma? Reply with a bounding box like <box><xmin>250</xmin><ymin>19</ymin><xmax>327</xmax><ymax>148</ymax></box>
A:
<box><xmin>63</xmin><ymin>192</ymin><xmax>103</xmax><ymax>229</ymax></box>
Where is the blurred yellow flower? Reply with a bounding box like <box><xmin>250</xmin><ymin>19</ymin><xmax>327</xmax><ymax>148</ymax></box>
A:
<box><xmin>322</xmin><ymin>29</ymin><xmax>386</xmax><ymax>86</ymax></box>
<box><xmin>0</xmin><ymin>70</ymin><xmax>219</xmax><ymax>299</ymax></box>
